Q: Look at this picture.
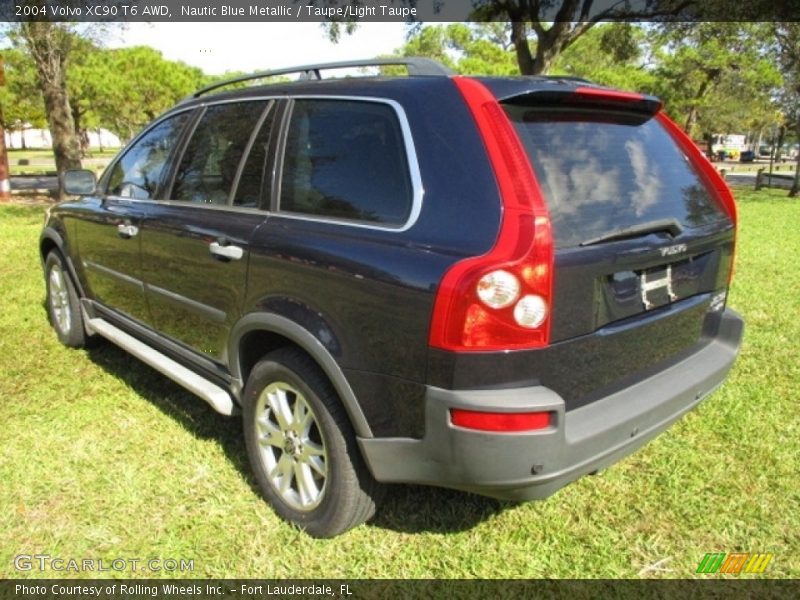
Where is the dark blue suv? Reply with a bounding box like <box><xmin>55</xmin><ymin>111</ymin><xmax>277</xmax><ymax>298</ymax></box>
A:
<box><xmin>41</xmin><ymin>58</ymin><xmax>743</xmax><ymax>537</ymax></box>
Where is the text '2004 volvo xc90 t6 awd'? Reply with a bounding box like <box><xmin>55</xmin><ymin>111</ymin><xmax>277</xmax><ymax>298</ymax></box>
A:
<box><xmin>42</xmin><ymin>58</ymin><xmax>743</xmax><ymax>537</ymax></box>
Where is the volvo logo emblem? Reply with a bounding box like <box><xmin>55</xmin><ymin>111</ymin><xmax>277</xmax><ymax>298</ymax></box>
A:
<box><xmin>660</xmin><ymin>244</ymin><xmax>687</xmax><ymax>257</ymax></box>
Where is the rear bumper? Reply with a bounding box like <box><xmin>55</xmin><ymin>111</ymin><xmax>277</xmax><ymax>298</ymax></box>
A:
<box><xmin>358</xmin><ymin>308</ymin><xmax>743</xmax><ymax>500</ymax></box>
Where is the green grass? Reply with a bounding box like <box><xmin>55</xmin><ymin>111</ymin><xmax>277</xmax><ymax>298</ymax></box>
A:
<box><xmin>1</xmin><ymin>187</ymin><xmax>798</xmax><ymax>579</ymax></box>
<box><xmin>718</xmin><ymin>162</ymin><xmax>797</xmax><ymax>174</ymax></box>
<box><xmin>7</xmin><ymin>149</ymin><xmax>118</xmax><ymax>176</ymax></box>
<box><xmin>7</xmin><ymin>149</ymin><xmax>120</xmax><ymax>161</ymax></box>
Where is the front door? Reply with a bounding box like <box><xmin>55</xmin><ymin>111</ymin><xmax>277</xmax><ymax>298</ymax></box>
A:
<box><xmin>75</xmin><ymin>111</ymin><xmax>191</xmax><ymax>323</ymax></box>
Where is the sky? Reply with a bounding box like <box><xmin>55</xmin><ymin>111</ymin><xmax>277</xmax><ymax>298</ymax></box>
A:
<box><xmin>105</xmin><ymin>22</ymin><xmax>410</xmax><ymax>75</ymax></box>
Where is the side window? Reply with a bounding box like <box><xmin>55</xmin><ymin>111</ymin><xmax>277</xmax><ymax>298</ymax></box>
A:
<box><xmin>172</xmin><ymin>101</ymin><xmax>267</xmax><ymax>205</ymax></box>
<box><xmin>280</xmin><ymin>100</ymin><xmax>413</xmax><ymax>225</ymax></box>
<box><xmin>234</xmin><ymin>104</ymin><xmax>278</xmax><ymax>208</ymax></box>
<box><xmin>106</xmin><ymin>113</ymin><xmax>189</xmax><ymax>199</ymax></box>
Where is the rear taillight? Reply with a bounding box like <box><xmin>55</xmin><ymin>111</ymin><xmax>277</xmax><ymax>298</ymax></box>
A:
<box><xmin>656</xmin><ymin>113</ymin><xmax>738</xmax><ymax>282</ymax></box>
<box><xmin>428</xmin><ymin>77</ymin><xmax>554</xmax><ymax>352</ymax></box>
<box><xmin>450</xmin><ymin>409</ymin><xmax>552</xmax><ymax>432</ymax></box>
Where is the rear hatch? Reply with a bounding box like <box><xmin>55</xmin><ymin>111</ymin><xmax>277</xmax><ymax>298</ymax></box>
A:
<box><xmin>494</xmin><ymin>84</ymin><xmax>735</xmax><ymax>406</ymax></box>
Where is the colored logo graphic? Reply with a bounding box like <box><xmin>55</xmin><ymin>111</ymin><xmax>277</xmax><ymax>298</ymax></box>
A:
<box><xmin>696</xmin><ymin>552</ymin><xmax>773</xmax><ymax>574</ymax></box>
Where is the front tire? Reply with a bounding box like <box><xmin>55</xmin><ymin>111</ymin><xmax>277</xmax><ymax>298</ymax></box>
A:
<box><xmin>242</xmin><ymin>348</ymin><xmax>380</xmax><ymax>537</ymax></box>
<box><xmin>45</xmin><ymin>252</ymin><xmax>86</xmax><ymax>348</ymax></box>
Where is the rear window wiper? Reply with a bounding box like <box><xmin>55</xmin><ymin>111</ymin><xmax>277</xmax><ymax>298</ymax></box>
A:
<box><xmin>580</xmin><ymin>218</ymin><xmax>683</xmax><ymax>247</ymax></box>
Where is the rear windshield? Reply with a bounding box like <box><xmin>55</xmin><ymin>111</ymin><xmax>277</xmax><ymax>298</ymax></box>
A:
<box><xmin>504</xmin><ymin>106</ymin><xmax>726</xmax><ymax>248</ymax></box>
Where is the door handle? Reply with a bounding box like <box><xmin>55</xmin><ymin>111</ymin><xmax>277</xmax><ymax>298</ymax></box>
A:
<box><xmin>209</xmin><ymin>241</ymin><xmax>244</xmax><ymax>261</ymax></box>
<box><xmin>117</xmin><ymin>223</ymin><xmax>139</xmax><ymax>238</ymax></box>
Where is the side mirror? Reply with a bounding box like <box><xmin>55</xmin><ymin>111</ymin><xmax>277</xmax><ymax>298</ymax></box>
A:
<box><xmin>63</xmin><ymin>169</ymin><xmax>97</xmax><ymax>196</ymax></box>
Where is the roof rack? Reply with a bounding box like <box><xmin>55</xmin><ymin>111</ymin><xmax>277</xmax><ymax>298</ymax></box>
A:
<box><xmin>192</xmin><ymin>57</ymin><xmax>454</xmax><ymax>98</ymax></box>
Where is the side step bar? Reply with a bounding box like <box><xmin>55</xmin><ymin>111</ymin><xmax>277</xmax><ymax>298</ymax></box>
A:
<box><xmin>85</xmin><ymin>316</ymin><xmax>235</xmax><ymax>416</ymax></box>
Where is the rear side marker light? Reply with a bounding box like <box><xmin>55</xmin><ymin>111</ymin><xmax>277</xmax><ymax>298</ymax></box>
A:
<box><xmin>450</xmin><ymin>409</ymin><xmax>552</xmax><ymax>432</ymax></box>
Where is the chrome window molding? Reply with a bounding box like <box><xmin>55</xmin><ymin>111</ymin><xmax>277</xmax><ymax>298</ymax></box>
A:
<box><xmin>274</xmin><ymin>95</ymin><xmax>424</xmax><ymax>233</ymax></box>
<box><xmin>102</xmin><ymin>94</ymin><xmax>425</xmax><ymax>233</ymax></box>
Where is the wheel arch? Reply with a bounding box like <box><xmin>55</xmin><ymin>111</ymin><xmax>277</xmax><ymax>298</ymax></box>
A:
<box><xmin>229</xmin><ymin>313</ymin><xmax>373</xmax><ymax>439</ymax></box>
<box><xmin>40</xmin><ymin>228</ymin><xmax>86</xmax><ymax>298</ymax></box>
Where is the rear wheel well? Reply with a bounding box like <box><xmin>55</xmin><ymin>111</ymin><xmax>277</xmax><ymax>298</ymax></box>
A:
<box><xmin>237</xmin><ymin>330</ymin><xmax>363</xmax><ymax>435</ymax></box>
<box><xmin>239</xmin><ymin>330</ymin><xmax>306</xmax><ymax>386</ymax></box>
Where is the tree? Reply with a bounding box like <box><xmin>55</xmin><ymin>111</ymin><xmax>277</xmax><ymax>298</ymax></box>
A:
<box><xmin>395</xmin><ymin>22</ymin><xmax>648</xmax><ymax>82</ymax></box>
<box><xmin>772</xmin><ymin>23</ymin><xmax>800</xmax><ymax>197</ymax></box>
<box><xmin>551</xmin><ymin>23</ymin><xmax>657</xmax><ymax>91</ymax></box>
<box><xmin>14</xmin><ymin>21</ymin><xmax>82</xmax><ymax>198</ymax></box>
<box><xmin>68</xmin><ymin>46</ymin><xmax>207</xmax><ymax>143</ymax></box>
<box><xmin>394</xmin><ymin>24</ymin><xmax>517</xmax><ymax>75</ymax></box>
<box><xmin>0</xmin><ymin>47</ymin><xmax>47</xmax><ymax>148</ymax></box>
<box><xmin>64</xmin><ymin>35</ymin><xmax>105</xmax><ymax>155</ymax></box>
<box><xmin>649</xmin><ymin>23</ymin><xmax>782</xmax><ymax>142</ymax></box>
<box><xmin>327</xmin><ymin>1</ymin><xmax>694</xmax><ymax>75</ymax></box>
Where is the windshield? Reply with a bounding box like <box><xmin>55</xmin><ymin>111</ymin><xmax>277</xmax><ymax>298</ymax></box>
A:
<box><xmin>505</xmin><ymin>106</ymin><xmax>726</xmax><ymax>248</ymax></box>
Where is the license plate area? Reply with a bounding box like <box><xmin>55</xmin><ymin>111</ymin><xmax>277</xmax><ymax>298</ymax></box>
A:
<box><xmin>639</xmin><ymin>264</ymin><xmax>676</xmax><ymax>310</ymax></box>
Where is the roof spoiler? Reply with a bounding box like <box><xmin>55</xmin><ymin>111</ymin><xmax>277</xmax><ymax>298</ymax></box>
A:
<box><xmin>501</xmin><ymin>86</ymin><xmax>663</xmax><ymax>116</ymax></box>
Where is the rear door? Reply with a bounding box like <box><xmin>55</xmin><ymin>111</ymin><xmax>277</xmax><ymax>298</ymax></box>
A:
<box><xmin>75</xmin><ymin>111</ymin><xmax>191</xmax><ymax>323</ymax></box>
<box><xmin>140</xmin><ymin>99</ymin><xmax>280</xmax><ymax>363</ymax></box>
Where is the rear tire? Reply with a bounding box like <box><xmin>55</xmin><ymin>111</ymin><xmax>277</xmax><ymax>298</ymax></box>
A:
<box><xmin>45</xmin><ymin>252</ymin><xmax>86</xmax><ymax>348</ymax></box>
<box><xmin>242</xmin><ymin>347</ymin><xmax>380</xmax><ymax>537</ymax></box>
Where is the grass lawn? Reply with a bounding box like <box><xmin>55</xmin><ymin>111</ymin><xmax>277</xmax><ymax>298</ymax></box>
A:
<box><xmin>0</xmin><ymin>187</ymin><xmax>798</xmax><ymax>579</ymax></box>
<box><xmin>7</xmin><ymin>149</ymin><xmax>119</xmax><ymax>176</ymax></box>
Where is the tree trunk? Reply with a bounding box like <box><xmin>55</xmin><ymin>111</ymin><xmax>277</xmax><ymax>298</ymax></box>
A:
<box><xmin>42</xmin><ymin>81</ymin><xmax>81</xmax><ymax>174</ymax></box>
<box><xmin>684</xmin><ymin>73</ymin><xmax>717</xmax><ymax>138</ymax></box>
<box><xmin>790</xmin><ymin>122</ymin><xmax>800</xmax><ymax>197</ymax></box>
<box><xmin>508</xmin><ymin>15</ymin><xmax>592</xmax><ymax>76</ymax></box>
<box><xmin>530</xmin><ymin>22</ymin><xmax>589</xmax><ymax>76</ymax></box>
<box><xmin>510</xmin><ymin>22</ymin><xmax>534</xmax><ymax>75</ymax></box>
<box><xmin>532</xmin><ymin>42</ymin><xmax>558</xmax><ymax>76</ymax></box>
<box><xmin>775</xmin><ymin>125</ymin><xmax>785</xmax><ymax>162</ymax></box>
<box><xmin>19</xmin><ymin>22</ymin><xmax>82</xmax><ymax>200</ymax></box>
<box><xmin>0</xmin><ymin>103</ymin><xmax>10</xmax><ymax>202</ymax></box>
<box><xmin>684</xmin><ymin>107</ymin><xmax>699</xmax><ymax>137</ymax></box>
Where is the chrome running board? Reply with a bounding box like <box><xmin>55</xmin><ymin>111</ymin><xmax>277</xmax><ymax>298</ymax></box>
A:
<box><xmin>85</xmin><ymin>316</ymin><xmax>235</xmax><ymax>416</ymax></box>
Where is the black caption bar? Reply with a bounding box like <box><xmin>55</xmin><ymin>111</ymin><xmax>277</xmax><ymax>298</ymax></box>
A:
<box><xmin>2</xmin><ymin>579</ymin><xmax>798</xmax><ymax>600</ymax></box>
<box><xmin>1</xmin><ymin>0</ymin><xmax>797</xmax><ymax>23</ymax></box>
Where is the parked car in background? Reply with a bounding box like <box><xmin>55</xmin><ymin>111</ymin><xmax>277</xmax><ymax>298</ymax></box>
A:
<box><xmin>40</xmin><ymin>58</ymin><xmax>743</xmax><ymax>537</ymax></box>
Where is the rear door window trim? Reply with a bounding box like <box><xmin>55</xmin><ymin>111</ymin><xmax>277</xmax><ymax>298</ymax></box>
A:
<box><xmin>273</xmin><ymin>95</ymin><xmax>424</xmax><ymax>233</ymax></box>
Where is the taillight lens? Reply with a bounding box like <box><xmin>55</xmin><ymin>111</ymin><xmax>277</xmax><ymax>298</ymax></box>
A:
<box><xmin>513</xmin><ymin>294</ymin><xmax>548</xmax><ymax>329</ymax></box>
<box><xmin>428</xmin><ymin>77</ymin><xmax>554</xmax><ymax>352</ymax></box>
<box><xmin>450</xmin><ymin>409</ymin><xmax>552</xmax><ymax>432</ymax></box>
<box><xmin>656</xmin><ymin>112</ymin><xmax>737</xmax><ymax>282</ymax></box>
<box><xmin>477</xmin><ymin>270</ymin><xmax>520</xmax><ymax>309</ymax></box>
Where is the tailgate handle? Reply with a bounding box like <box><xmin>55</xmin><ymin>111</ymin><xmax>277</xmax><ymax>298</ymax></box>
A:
<box><xmin>209</xmin><ymin>241</ymin><xmax>243</xmax><ymax>261</ymax></box>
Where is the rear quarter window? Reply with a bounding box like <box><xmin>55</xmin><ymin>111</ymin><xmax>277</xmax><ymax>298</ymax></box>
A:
<box><xmin>505</xmin><ymin>106</ymin><xmax>726</xmax><ymax>248</ymax></box>
<box><xmin>279</xmin><ymin>99</ymin><xmax>413</xmax><ymax>226</ymax></box>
